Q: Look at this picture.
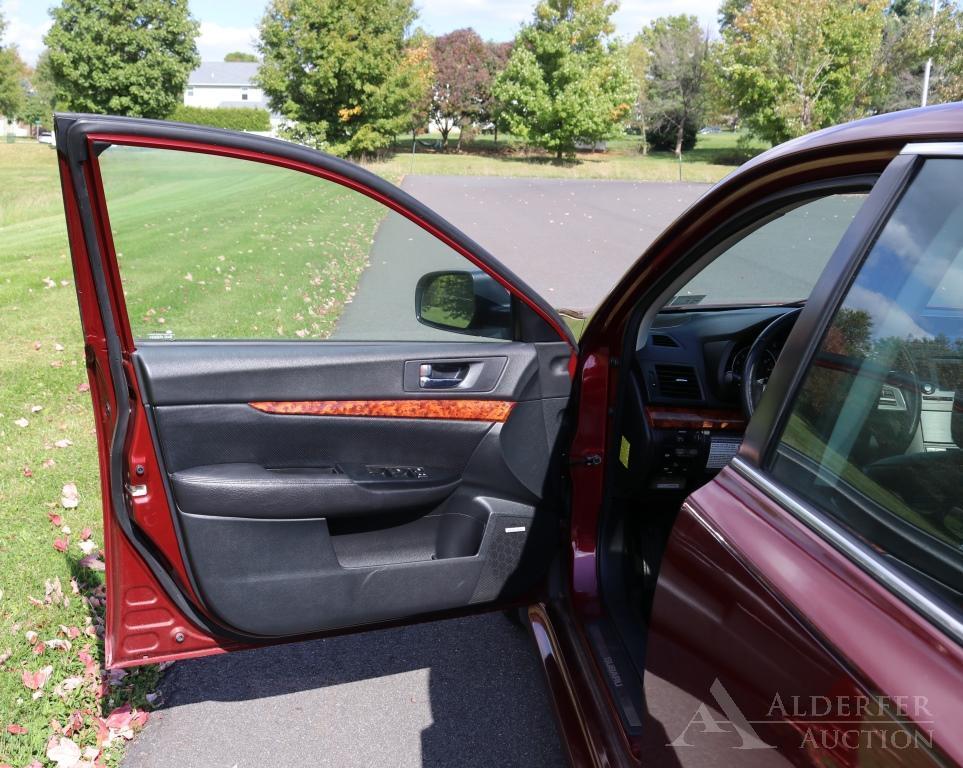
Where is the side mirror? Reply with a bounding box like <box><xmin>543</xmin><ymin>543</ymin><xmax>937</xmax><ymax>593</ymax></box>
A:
<box><xmin>415</xmin><ymin>269</ymin><xmax>513</xmax><ymax>339</ymax></box>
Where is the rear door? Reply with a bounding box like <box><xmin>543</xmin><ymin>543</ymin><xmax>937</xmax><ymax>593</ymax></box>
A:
<box><xmin>56</xmin><ymin>114</ymin><xmax>574</xmax><ymax>668</ymax></box>
<box><xmin>643</xmin><ymin>148</ymin><xmax>963</xmax><ymax>764</ymax></box>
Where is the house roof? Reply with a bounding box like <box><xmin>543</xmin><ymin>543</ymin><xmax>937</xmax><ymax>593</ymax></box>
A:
<box><xmin>188</xmin><ymin>62</ymin><xmax>259</xmax><ymax>87</ymax></box>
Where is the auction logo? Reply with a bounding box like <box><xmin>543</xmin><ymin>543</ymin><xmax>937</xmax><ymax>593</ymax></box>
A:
<box><xmin>668</xmin><ymin>679</ymin><xmax>935</xmax><ymax>751</ymax></box>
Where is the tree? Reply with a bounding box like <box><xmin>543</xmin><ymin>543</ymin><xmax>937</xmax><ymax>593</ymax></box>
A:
<box><xmin>430</xmin><ymin>29</ymin><xmax>492</xmax><ymax>150</ymax></box>
<box><xmin>257</xmin><ymin>0</ymin><xmax>418</xmax><ymax>156</ymax></box>
<box><xmin>492</xmin><ymin>0</ymin><xmax>635</xmax><ymax>159</ymax></box>
<box><xmin>224</xmin><ymin>51</ymin><xmax>257</xmax><ymax>62</ymax></box>
<box><xmin>44</xmin><ymin>0</ymin><xmax>199</xmax><ymax>118</ymax></box>
<box><xmin>402</xmin><ymin>30</ymin><xmax>435</xmax><ymax>141</ymax></box>
<box><xmin>639</xmin><ymin>16</ymin><xmax>709</xmax><ymax>156</ymax></box>
<box><xmin>0</xmin><ymin>13</ymin><xmax>24</xmax><ymax>119</ymax></box>
<box><xmin>714</xmin><ymin>0</ymin><xmax>887</xmax><ymax>145</ymax></box>
<box><xmin>19</xmin><ymin>51</ymin><xmax>59</xmax><ymax>131</ymax></box>
<box><xmin>480</xmin><ymin>41</ymin><xmax>512</xmax><ymax>143</ymax></box>
<box><xmin>624</xmin><ymin>35</ymin><xmax>650</xmax><ymax>153</ymax></box>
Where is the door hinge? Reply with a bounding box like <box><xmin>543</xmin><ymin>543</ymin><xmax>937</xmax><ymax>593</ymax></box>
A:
<box><xmin>570</xmin><ymin>453</ymin><xmax>602</xmax><ymax>467</ymax></box>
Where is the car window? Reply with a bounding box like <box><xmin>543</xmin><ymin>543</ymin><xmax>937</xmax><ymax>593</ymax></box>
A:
<box><xmin>96</xmin><ymin>144</ymin><xmax>506</xmax><ymax>342</ymax></box>
<box><xmin>667</xmin><ymin>193</ymin><xmax>866</xmax><ymax>308</ymax></box>
<box><xmin>770</xmin><ymin>159</ymin><xmax>963</xmax><ymax>596</ymax></box>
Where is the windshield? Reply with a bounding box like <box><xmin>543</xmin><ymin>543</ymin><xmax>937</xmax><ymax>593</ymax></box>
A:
<box><xmin>665</xmin><ymin>193</ymin><xmax>867</xmax><ymax>309</ymax></box>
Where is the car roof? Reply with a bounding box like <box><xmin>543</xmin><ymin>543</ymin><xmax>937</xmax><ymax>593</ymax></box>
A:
<box><xmin>740</xmin><ymin>103</ymin><xmax>963</xmax><ymax>173</ymax></box>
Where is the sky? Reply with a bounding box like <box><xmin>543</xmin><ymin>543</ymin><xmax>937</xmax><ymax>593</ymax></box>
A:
<box><xmin>1</xmin><ymin>0</ymin><xmax>721</xmax><ymax>67</ymax></box>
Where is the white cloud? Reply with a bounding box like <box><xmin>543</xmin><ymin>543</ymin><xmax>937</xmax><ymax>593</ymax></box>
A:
<box><xmin>1</xmin><ymin>0</ymin><xmax>51</xmax><ymax>66</ymax></box>
<box><xmin>197</xmin><ymin>20</ymin><xmax>258</xmax><ymax>62</ymax></box>
<box><xmin>614</xmin><ymin>0</ymin><xmax>720</xmax><ymax>38</ymax></box>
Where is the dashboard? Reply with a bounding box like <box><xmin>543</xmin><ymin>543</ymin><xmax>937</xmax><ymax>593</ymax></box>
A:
<box><xmin>620</xmin><ymin>305</ymin><xmax>797</xmax><ymax>494</ymax></box>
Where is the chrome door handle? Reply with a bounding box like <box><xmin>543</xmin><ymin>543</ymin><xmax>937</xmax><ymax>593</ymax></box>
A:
<box><xmin>419</xmin><ymin>363</ymin><xmax>465</xmax><ymax>389</ymax></box>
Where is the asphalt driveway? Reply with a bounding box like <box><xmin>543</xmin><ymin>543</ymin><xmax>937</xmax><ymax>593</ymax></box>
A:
<box><xmin>335</xmin><ymin>177</ymin><xmax>708</xmax><ymax>340</ymax></box>
<box><xmin>122</xmin><ymin>176</ymin><xmax>707</xmax><ymax>768</ymax></box>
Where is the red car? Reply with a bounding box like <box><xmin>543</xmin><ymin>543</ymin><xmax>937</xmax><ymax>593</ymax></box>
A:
<box><xmin>55</xmin><ymin>106</ymin><xmax>962</xmax><ymax>767</ymax></box>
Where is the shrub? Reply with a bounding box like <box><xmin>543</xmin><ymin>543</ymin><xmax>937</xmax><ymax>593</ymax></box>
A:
<box><xmin>171</xmin><ymin>105</ymin><xmax>271</xmax><ymax>132</ymax></box>
<box><xmin>646</xmin><ymin>112</ymin><xmax>698</xmax><ymax>153</ymax></box>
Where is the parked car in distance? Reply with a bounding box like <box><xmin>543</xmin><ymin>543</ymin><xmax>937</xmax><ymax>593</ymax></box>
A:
<box><xmin>53</xmin><ymin>105</ymin><xmax>962</xmax><ymax>767</ymax></box>
<box><xmin>37</xmin><ymin>129</ymin><xmax>55</xmax><ymax>146</ymax></box>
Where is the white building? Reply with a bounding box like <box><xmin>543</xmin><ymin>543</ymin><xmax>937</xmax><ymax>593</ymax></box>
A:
<box><xmin>185</xmin><ymin>62</ymin><xmax>265</xmax><ymax>109</ymax></box>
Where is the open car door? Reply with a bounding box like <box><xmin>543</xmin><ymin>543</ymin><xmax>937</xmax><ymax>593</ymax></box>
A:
<box><xmin>55</xmin><ymin>114</ymin><xmax>575</xmax><ymax>668</ymax></box>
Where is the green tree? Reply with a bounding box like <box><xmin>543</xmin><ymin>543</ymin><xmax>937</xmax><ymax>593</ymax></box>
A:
<box><xmin>480</xmin><ymin>41</ymin><xmax>512</xmax><ymax>143</ymax></box>
<box><xmin>624</xmin><ymin>35</ymin><xmax>650</xmax><ymax>153</ymax></box>
<box><xmin>403</xmin><ymin>30</ymin><xmax>435</xmax><ymax>141</ymax></box>
<box><xmin>714</xmin><ymin>0</ymin><xmax>887</xmax><ymax>144</ymax></box>
<box><xmin>492</xmin><ymin>0</ymin><xmax>634</xmax><ymax>160</ymax></box>
<box><xmin>0</xmin><ymin>13</ymin><xmax>24</xmax><ymax>119</ymax></box>
<box><xmin>256</xmin><ymin>0</ymin><xmax>418</xmax><ymax>156</ymax></box>
<box><xmin>19</xmin><ymin>51</ymin><xmax>59</xmax><ymax>131</ymax></box>
<box><xmin>44</xmin><ymin>0</ymin><xmax>199</xmax><ymax>118</ymax></box>
<box><xmin>639</xmin><ymin>16</ymin><xmax>710</xmax><ymax>156</ymax></box>
<box><xmin>224</xmin><ymin>51</ymin><xmax>257</xmax><ymax>62</ymax></box>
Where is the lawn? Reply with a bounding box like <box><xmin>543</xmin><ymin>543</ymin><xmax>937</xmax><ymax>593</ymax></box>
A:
<box><xmin>0</xmin><ymin>142</ymin><xmax>162</xmax><ymax>767</ymax></box>
<box><xmin>0</xmin><ymin>131</ymin><xmax>753</xmax><ymax>766</ymax></box>
<box><xmin>365</xmin><ymin>130</ymin><xmax>764</xmax><ymax>183</ymax></box>
<box><xmin>98</xmin><ymin>145</ymin><xmax>388</xmax><ymax>340</ymax></box>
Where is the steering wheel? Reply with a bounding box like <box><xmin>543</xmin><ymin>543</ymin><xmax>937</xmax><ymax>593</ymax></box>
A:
<box><xmin>742</xmin><ymin>308</ymin><xmax>802</xmax><ymax>417</ymax></box>
<box><xmin>859</xmin><ymin>342</ymin><xmax>922</xmax><ymax>461</ymax></box>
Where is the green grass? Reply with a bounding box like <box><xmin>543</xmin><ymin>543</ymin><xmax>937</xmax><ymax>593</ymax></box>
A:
<box><xmin>0</xmin><ymin>143</ymin><xmax>162</xmax><ymax>767</ymax></box>
<box><xmin>365</xmin><ymin>130</ymin><xmax>765</xmax><ymax>183</ymax></box>
<box><xmin>0</xmin><ymin>131</ymin><xmax>756</xmax><ymax>765</ymax></box>
<box><xmin>99</xmin><ymin>146</ymin><xmax>388</xmax><ymax>340</ymax></box>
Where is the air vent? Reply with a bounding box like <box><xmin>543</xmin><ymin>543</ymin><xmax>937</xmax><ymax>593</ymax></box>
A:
<box><xmin>655</xmin><ymin>365</ymin><xmax>701</xmax><ymax>399</ymax></box>
<box><xmin>650</xmin><ymin>333</ymin><xmax>679</xmax><ymax>348</ymax></box>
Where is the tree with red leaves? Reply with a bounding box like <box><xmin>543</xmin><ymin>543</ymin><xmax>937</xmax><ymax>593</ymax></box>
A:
<box><xmin>431</xmin><ymin>28</ymin><xmax>493</xmax><ymax>150</ymax></box>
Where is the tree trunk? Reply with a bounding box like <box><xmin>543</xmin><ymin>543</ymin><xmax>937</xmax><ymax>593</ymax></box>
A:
<box><xmin>494</xmin><ymin>125</ymin><xmax>498</xmax><ymax>144</ymax></box>
<box><xmin>674</xmin><ymin>121</ymin><xmax>684</xmax><ymax>158</ymax></box>
<box><xmin>439</xmin><ymin>125</ymin><xmax>449</xmax><ymax>150</ymax></box>
<box><xmin>556</xmin><ymin>148</ymin><xmax>563</xmax><ymax>161</ymax></box>
<box><xmin>640</xmin><ymin>112</ymin><xmax>648</xmax><ymax>156</ymax></box>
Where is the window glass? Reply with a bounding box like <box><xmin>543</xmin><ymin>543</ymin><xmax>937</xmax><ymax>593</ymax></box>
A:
<box><xmin>771</xmin><ymin>159</ymin><xmax>963</xmax><ymax>594</ymax></box>
<box><xmin>667</xmin><ymin>193</ymin><xmax>866</xmax><ymax>308</ymax></box>
<box><xmin>97</xmin><ymin>144</ymin><xmax>506</xmax><ymax>342</ymax></box>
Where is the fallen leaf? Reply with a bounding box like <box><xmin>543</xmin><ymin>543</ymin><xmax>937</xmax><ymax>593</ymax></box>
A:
<box><xmin>48</xmin><ymin>512</ymin><xmax>63</xmax><ymax>527</ymax></box>
<box><xmin>104</xmin><ymin>703</ymin><xmax>132</xmax><ymax>730</ymax></box>
<box><xmin>78</xmin><ymin>648</ymin><xmax>98</xmax><ymax>677</ymax></box>
<box><xmin>31</xmin><ymin>404</ymin><xmax>43</xmax><ymax>413</ymax></box>
<box><xmin>22</xmin><ymin>665</ymin><xmax>53</xmax><ymax>690</ymax></box>
<box><xmin>54</xmin><ymin>343</ymin><xmax>64</xmax><ymax>352</ymax></box>
<box><xmin>43</xmin><ymin>458</ymin><xmax>56</xmax><ymax>469</ymax></box>
<box><xmin>80</xmin><ymin>527</ymin><xmax>92</xmax><ymax>541</ymax></box>
<box><xmin>14</xmin><ymin>418</ymin><xmax>29</xmax><ymax>428</ymax></box>
<box><xmin>44</xmin><ymin>638</ymin><xmax>71</xmax><ymax>652</ymax></box>
<box><xmin>53</xmin><ymin>537</ymin><xmax>69</xmax><ymax>553</ymax></box>
<box><xmin>77</xmin><ymin>383</ymin><xmax>90</xmax><ymax>393</ymax></box>
<box><xmin>54</xmin><ymin>438</ymin><xmax>73</xmax><ymax>449</ymax></box>
<box><xmin>23</xmin><ymin>466</ymin><xmax>33</xmax><ymax>477</ymax></box>
<box><xmin>46</xmin><ymin>736</ymin><xmax>82</xmax><ymax>768</ymax></box>
<box><xmin>78</xmin><ymin>555</ymin><xmax>105</xmax><ymax>571</ymax></box>
<box><xmin>0</xmin><ymin>649</ymin><xmax>10</xmax><ymax>666</ymax></box>
<box><xmin>61</xmin><ymin>483</ymin><xmax>79</xmax><ymax>509</ymax></box>
<box><xmin>33</xmin><ymin>341</ymin><xmax>42</xmax><ymax>350</ymax></box>
<box><xmin>25</xmin><ymin>630</ymin><xmax>38</xmax><ymax>643</ymax></box>
<box><xmin>78</xmin><ymin>540</ymin><xmax>96</xmax><ymax>555</ymax></box>
<box><xmin>6</xmin><ymin>724</ymin><xmax>27</xmax><ymax>735</ymax></box>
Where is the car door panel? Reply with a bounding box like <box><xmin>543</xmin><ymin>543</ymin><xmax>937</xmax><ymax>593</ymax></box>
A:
<box><xmin>133</xmin><ymin>340</ymin><xmax>569</xmax><ymax>638</ymax></box>
<box><xmin>56</xmin><ymin>113</ymin><xmax>573</xmax><ymax>666</ymax></box>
